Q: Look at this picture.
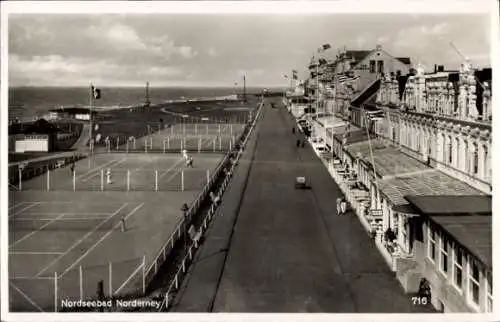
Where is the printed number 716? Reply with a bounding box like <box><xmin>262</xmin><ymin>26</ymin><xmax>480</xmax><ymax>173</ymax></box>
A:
<box><xmin>412</xmin><ymin>297</ymin><xmax>428</xmax><ymax>305</ymax></box>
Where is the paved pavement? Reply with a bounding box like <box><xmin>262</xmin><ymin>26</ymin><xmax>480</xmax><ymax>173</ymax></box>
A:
<box><xmin>175</xmin><ymin>100</ymin><xmax>432</xmax><ymax>313</ymax></box>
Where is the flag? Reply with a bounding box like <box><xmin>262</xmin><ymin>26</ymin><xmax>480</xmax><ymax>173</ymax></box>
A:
<box><xmin>293</xmin><ymin>74</ymin><xmax>298</xmax><ymax>80</ymax></box>
<box><xmin>292</xmin><ymin>69</ymin><xmax>298</xmax><ymax>74</ymax></box>
<box><xmin>318</xmin><ymin>58</ymin><xmax>328</xmax><ymax>65</ymax></box>
<box><xmin>321</xmin><ymin>44</ymin><xmax>331</xmax><ymax>51</ymax></box>
<box><xmin>91</xmin><ymin>85</ymin><xmax>101</xmax><ymax>99</ymax></box>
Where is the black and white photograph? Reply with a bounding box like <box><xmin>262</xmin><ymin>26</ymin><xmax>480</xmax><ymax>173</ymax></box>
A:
<box><xmin>1</xmin><ymin>0</ymin><xmax>497</xmax><ymax>319</ymax></box>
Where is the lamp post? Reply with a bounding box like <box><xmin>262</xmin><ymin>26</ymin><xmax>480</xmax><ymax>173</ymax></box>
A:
<box><xmin>181</xmin><ymin>203</ymin><xmax>189</xmax><ymax>247</ymax></box>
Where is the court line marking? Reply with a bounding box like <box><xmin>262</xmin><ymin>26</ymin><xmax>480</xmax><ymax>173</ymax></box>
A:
<box><xmin>9</xmin><ymin>202</ymin><xmax>41</xmax><ymax>218</ymax></box>
<box><xmin>158</xmin><ymin>158</ymin><xmax>185</xmax><ymax>180</ymax></box>
<box><xmin>9</xmin><ymin>213</ymin><xmax>68</xmax><ymax>248</ymax></box>
<box><xmin>61</xmin><ymin>202</ymin><xmax>145</xmax><ymax>277</ymax></box>
<box><xmin>75</xmin><ymin>158</ymin><xmax>121</xmax><ymax>181</ymax></box>
<box><xmin>113</xmin><ymin>260</ymin><xmax>144</xmax><ymax>295</ymax></box>
<box><xmin>9</xmin><ymin>202</ymin><xmax>26</xmax><ymax>211</ymax></box>
<box><xmin>35</xmin><ymin>203</ymin><xmax>129</xmax><ymax>277</ymax></box>
<box><xmin>82</xmin><ymin>157</ymin><xmax>127</xmax><ymax>182</ymax></box>
<box><xmin>9</xmin><ymin>282</ymin><xmax>44</xmax><ymax>312</ymax></box>
<box><xmin>10</xmin><ymin>251</ymin><xmax>65</xmax><ymax>255</ymax></box>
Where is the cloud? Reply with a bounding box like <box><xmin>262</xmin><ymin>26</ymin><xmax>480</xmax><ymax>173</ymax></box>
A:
<box><xmin>7</xmin><ymin>14</ymin><xmax>491</xmax><ymax>87</ymax></box>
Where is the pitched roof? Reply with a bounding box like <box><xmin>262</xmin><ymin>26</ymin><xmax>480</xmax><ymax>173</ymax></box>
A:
<box><xmin>405</xmin><ymin>195</ymin><xmax>492</xmax><ymax>269</ymax></box>
<box><xmin>345</xmin><ymin>50</ymin><xmax>371</xmax><ymax>62</ymax></box>
<box><xmin>396</xmin><ymin>57</ymin><xmax>411</xmax><ymax>65</ymax></box>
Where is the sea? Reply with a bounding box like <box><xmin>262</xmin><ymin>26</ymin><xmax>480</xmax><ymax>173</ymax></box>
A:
<box><xmin>8</xmin><ymin>86</ymin><xmax>271</xmax><ymax>122</ymax></box>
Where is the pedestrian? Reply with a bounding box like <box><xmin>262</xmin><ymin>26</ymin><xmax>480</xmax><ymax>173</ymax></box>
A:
<box><xmin>301</xmin><ymin>140</ymin><xmax>305</xmax><ymax>148</ymax></box>
<box><xmin>336</xmin><ymin>197</ymin><xmax>342</xmax><ymax>216</ymax></box>
<box><xmin>70</xmin><ymin>162</ymin><xmax>75</xmax><ymax>176</ymax></box>
<box><xmin>292</xmin><ymin>127</ymin><xmax>295</xmax><ymax>134</ymax></box>
<box><xmin>296</xmin><ymin>139</ymin><xmax>300</xmax><ymax>147</ymax></box>
<box><xmin>340</xmin><ymin>197</ymin><xmax>347</xmax><ymax>215</ymax></box>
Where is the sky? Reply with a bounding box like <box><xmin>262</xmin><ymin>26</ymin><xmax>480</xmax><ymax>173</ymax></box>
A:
<box><xmin>8</xmin><ymin>13</ymin><xmax>492</xmax><ymax>87</ymax></box>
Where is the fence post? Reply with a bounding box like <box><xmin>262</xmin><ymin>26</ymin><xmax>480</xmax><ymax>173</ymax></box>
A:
<box><xmin>109</xmin><ymin>261</ymin><xmax>112</xmax><ymax>296</ymax></box>
<box><xmin>54</xmin><ymin>271</ymin><xmax>58</xmax><ymax>312</ymax></box>
<box><xmin>231</xmin><ymin>124</ymin><xmax>233</xmax><ymax>136</ymax></box>
<box><xmin>198</xmin><ymin>137</ymin><xmax>201</xmax><ymax>153</ymax></box>
<box><xmin>181</xmin><ymin>170</ymin><xmax>185</xmax><ymax>191</ymax></box>
<box><xmin>206</xmin><ymin>124</ymin><xmax>208</xmax><ymax>135</ymax></box>
<box><xmin>219</xmin><ymin>137</ymin><xmax>222</xmax><ymax>150</ymax></box>
<box><xmin>18</xmin><ymin>168</ymin><xmax>22</xmax><ymax>191</ymax></box>
<box><xmin>218</xmin><ymin>124</ymin><xmax>221</xmax><ymax>135</ymax></box>
<box><xmin>213</xmin><ymin>138</ymin><xmax>216</xmax><ymax>152</ymax></box>
<box><xmin>195</xmin><ymin>124</ymin><xmax>198</xmax><ymax>135</ymax></box>
<box><xmin>229</xmin><ymin>140</ymin><xmax>232</xmax><ymax>151</ymax></box>
<box><xmin>142</xmin><ymin>255</ymin><xmax>146</xmax><ymax>295</ymax></box>
<box><xmin>47</xmin><ymin>169</ymin><xmax>50</xmax><ymax>191</ymax></box>
<box><xmin>76</xmin><ymin>265</ymin><xmax>83</xmax><ymax>301</ymax></box>
<box><xmin>116</xmin><ymin>137</ymin><xmax>120</xmax><ymax>150</ymax></box>
<box><xmin>127</xmin><ymin>170</ymin><xmax>130</xmax><ymax>191</ymax></box>
<box><xmin>155</xmin><ymin>170</ymin><xmax>158</xmax><ymax>192</ymax></box>
<box><xmin>206</xmin><ymin>169</ymin><xmax>210</xmax><ymax>186</ymax></box>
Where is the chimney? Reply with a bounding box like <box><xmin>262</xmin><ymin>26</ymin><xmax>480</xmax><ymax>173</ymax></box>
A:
<box><xmin>434</xmin><ymin>64</ymin><xmax>437</xmax><ymax>73</ymax></box>
<box><xmin>438</xmin><ymin>65</ymin><xmax>444</xmax><ymax>72</ymax></box>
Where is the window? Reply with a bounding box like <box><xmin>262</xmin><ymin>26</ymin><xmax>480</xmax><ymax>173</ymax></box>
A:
<box><xmin>472</xmin><ymin>143</ymin><xmax>478</xmax><ymax>175</ymax></box>
<box><xmin>428</xmin><ymin>226</ymin><xmax>436</xmax><ymax>262</ymax></box>
<box><xmin>442</xmin><ymin>134</ymin><xmax>446</xmax><ymax>162</ymax></box>
<box><xmin>453</xmin><ymin>247</ymin><xmax>463</xmax><ymax>290</ymax></box>
<box><xmin>484</xmin><ymin>145</ymin><xmax>490</xmax><ymax>179</ymax></box>
<box><xmin>468</xmin><ymin>259</ymin><xmax>480</xmax><ymax>306</ymax></box>
<box><xmin>455</xmin><ymin>138</ymin><xmax>460</xmax><ymax>168</ymax></box>
<box><xmin>486</xmin><ymin>271</ymin><xmax>493</xmax><ymax>312</ymax></box>
<box><xmin>464</xmin><ymin>140</ymin><xmax>469</xmax><ymax>172</ymax></box>
<box><xmin>370</xmin><ymin>60</ymin><xmax>376</xmax><ymax>73</ymax></box>
<box><xmin>416</xmin><ymin>130</ymin><xmax>420</xmax><ymax>152</ymax></box>
<box><xmin>440</xmin><ymin>235</ymin><xmax>449</xmax><ymax>274</ymax></box>
<box><xmin>447</xmin><ymin>136</ymin><xmax>453</xmax><ymax>164</ymax></box>
<box><xmin>377</xmin><ymin>60</ymin><xmax>384</xmax><ymax>74</ymax></box>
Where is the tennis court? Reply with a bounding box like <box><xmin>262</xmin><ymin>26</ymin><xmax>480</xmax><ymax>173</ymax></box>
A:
<box><xmin>13</xmin><ymin>152</ymin><xmax>224</xmax><ymax>192</ymax></box>
<box><xmin>8</xmin><ymin>152</ymin><xmax>227</xmax><ymax>312</ymax></box>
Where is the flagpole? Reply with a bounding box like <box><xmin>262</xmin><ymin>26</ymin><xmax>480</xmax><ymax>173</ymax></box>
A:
<box><xmin>89</xmin><ymin>83</ymin><xmax>93</xmax><ymax>168</ymax></box>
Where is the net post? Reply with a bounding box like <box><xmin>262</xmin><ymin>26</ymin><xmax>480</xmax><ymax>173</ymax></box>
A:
<box><xmin>101</xmin><ymin>169</ymin><xmax>104</xmax><ymax>191</ymax></box>
<box><xmin>198</xmin><ymin>137</ymin><xmax>201</xmax><ymax>153</ymax></box>
<box><xmin>155</xmin><ymin>170</ymin><xmax>158</xmax><ymax>192</ymax></box>
<box><xmin>213</xmin><ymin>137</ymin><xmax>216</xmax><ymax>152</ymax></box>
<box><xmin>47</xmin><ymin>169</ymin><xmax>50</xmax><ymax>191</ymax></box>
<box><xmin>195</xmin><ymin>124</ymin><xmax>198</xmax><ymax>135</ymax></box>
<box><xmin>73</xmin><ymin>169</ymin><xmax>76</xmax><ymax>191</ymax></box>
<box><xmin>54</xmin><ymin>271</ymin><xmax>58</xmax><ymax>312</ymax></box>
<box><xmin>142</xmin><ymin>255</ymin><xmax>146</xmax><ymax>295</ymax></box>
<box><xmin>109</xmin><ymin>261</ymin><xmax>112</xmax><ymax>297</ymax></box>
<box><xmin>206</xmin><ymin>169</ymin><xmax>210</xmax><ymax>185</ymax></box>
<box><xmin>167</xmin><ymin>137</ymin><xmax>170</xmax><ymax>150</ymax></box>
<box><xmin>181</xmin><ymin>170</ymin><xmax>185</xmax><ymax>191</ymax></box>
<box><xmin>206</xmin><ymin>124</ymin><xmax>208</xmax><ymax>134</ymax></box>
<box><xmin>79</xmin><ymin>265</ymin><xmax>83</xmax><ymax>300</ymax></box>
<box><xmin>231</xmin><ymin>124</ymin><xmax>233</xmax><ymax>136</ymax></box>
<box><xmin>219</xmin><ymin>137</ymin><xmax>222</xmax><ymax>150</ymax></box>
<box><xmin>18</xmin><ymin>168</ymin><xmax>22</xmax><ymax>191</ymax></box>
<box><xmin>127</xmin><ymin>170</ymin><xmax>130</xmax><ymax>191</ymax></box>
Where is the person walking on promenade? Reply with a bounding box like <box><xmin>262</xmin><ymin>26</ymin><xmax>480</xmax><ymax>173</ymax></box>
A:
<box><xmin>340</xmin><ymin>197</ymin><xmax>348</xmax><ymax>215</ymax></box>
<box><xmin>292</xmin><ymin>127</ymin><xmax>295</xmax><ymax>134</ymax></box>
<box><xmin>70</xmin><ymin>162</ymin><xmax>75</xmax><ymax>176</ymax></box>
<box><xmin>336</xmin><ymin>197</ymin><xmax>342</xmax><ymax>216</ymax></box>
<box><xmin>296</xmin><ymin>139</ymin><xmax>300</xmax><ymax>147</ymax></box>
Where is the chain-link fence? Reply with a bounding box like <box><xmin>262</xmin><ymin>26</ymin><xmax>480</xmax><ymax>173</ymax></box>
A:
<box><xmin>9</xmin><ymin>257</ymin><xmax>145</xmax><ymax>312</ymax></box>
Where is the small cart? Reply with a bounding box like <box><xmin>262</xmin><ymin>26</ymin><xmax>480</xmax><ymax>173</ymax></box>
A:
<box><xmin>295</xmin><ymin>176</ymin><xmax>308</xmax><ymax>189</ymax></box>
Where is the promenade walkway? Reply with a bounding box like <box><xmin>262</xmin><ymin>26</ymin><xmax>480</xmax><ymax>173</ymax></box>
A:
<box><xmin>174</xmin><ymin>99</ymin><xmax>431</xmax><ymax>313</ymax></box>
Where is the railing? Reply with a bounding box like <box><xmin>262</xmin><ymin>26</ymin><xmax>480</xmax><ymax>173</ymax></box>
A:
<box><xmin>158</xmin><ymin>100</ymin><xmax>263</xmax><ymax>311</ymax></box>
